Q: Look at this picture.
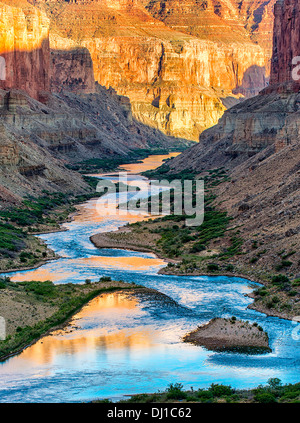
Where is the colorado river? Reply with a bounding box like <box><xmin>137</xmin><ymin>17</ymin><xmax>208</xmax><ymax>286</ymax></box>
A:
<box><xmin>0</xmin><ymin>154</ymin><xmax>299</xmax><ymax>403</ymax></box>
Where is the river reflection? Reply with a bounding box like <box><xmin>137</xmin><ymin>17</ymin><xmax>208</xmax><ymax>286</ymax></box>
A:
<box><xmin>119</xmin><ymin>153</ymin><xmax>180</xmax><ymax>174</ymax></box>
<box><xmin>0</xmin><ymin>153</ymin><xmax>299</xmax><ymax>403</ymax></box>
<box><xmin>10</xmin><ymin>256</ymin><xmax>166</xmax><ymax>283</ymax></box>
<box><xmin>11</xmin><ymin>293</ymin><xmax>155</xmax><ymax>367</ymax></box>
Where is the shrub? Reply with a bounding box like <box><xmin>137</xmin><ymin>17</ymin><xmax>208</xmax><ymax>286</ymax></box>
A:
<box><xmin>0</xmin><ymin>281</ymin><xmax>6</xmax><ymax>289</ymax></box>
<box><xmin>292</xmin><ymin>279</ymin><xmax>300</xmax><ymax>287</ymax></box>
<box><xmin>250</xmin><ymin>257</ymin><xmax>258</xmax><ymax>264</ymax></box>
<box><xmin>271</xmin><ymin>275</ymin><xmax>290</xmax><ymax>285</ymax></box>
<box><xmin>267</xmin><ymin>378</ymin><xmax>282</xmax><ymax>390</ymax></box>
<box><xmin>275</xmin><ymin>260</ymin><xmax>293</xmax><ymax>271</ymax></box>
<box><xmin>207</xmin><ymin>263</ymin><xmax>219</xmax><ymax>272</ymax></box>
<box><xmin>99</xmin><ymin>276</ymin><xmax>112</xmax><ymax>282</ymax></box>
<box><xmin>190</xmin><ymin>243</ymin><xmax>206</xmax><ymax>253</ymax></box>
<box><xmin>197</xmin><ymin>390</ymin><xmax>213</xmax><ymax>401</ymax></box>
<box><xmin>166</xmin><ymin>383</ymin><xmax>187</xmax><ymax>400</ymax></box>
<box><xmin>209</xmin><ymin>384</ymin><xmax>233</xmax><ymax>397</ymax></box>
<box><xmin>225</xmin><ymin>264</ymin><xmax>234</xmax><ymax>272</ymax></box>
<box><xmin>254</xmin><ymin>392</ymin><xmax>277</xmax><ymax>403</ymax></box>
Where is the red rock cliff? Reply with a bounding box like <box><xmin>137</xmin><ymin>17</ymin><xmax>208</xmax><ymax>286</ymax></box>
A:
<box><xmin>270</xmin><ymin>0</ymin><xmax>300</xmax><ymax>89</ymax></box>
<box><xmin>0</xmin><ymin>0</ymin><xmax>50</xmax><ymax>101</ymax></box>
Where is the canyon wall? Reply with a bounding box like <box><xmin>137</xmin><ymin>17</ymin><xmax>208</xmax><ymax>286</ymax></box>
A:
<box><xmin>0</xmin><ymin>0</ymin><xmax>182</xmax><ymax>205</ymax></box>
<box><xmin>270</xmin><ymin>0</ymin><xmax>300</xmax><ymax>89</ymax></box>
<box><xmin>32</xmin><ymin>0</ymin><xmax>276</xmax><ymax>141</ymax></box>
<box><xmin>50</xmin><ymin>34</ymin><xmax>96</xmax><ymax>94</ymax></box>
<box><xmin>0</xmin><ymin>1</ymin><xmax>50</xmax><ymax>102</ymax></box>
<box><xmin>167</xmin><ymin>0</ymin><xmax>300</xmax><ymax>171</ymax></box>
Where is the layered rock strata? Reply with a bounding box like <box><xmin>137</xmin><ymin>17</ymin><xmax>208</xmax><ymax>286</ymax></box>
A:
<box><xmin>31</xmin><ymin>0</ymin><xmax>277</xmax><ymax>140</ymax></box>
<box><xmin>0</xmin><ymin>0</ymin><xmax>50</xmax><ymax>101</ymax></box>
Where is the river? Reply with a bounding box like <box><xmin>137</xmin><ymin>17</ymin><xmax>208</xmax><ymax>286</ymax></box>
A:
<box><xmin>0</xmin><ymin>154</ymin><xmax>299</xmax><ymax>403</ymax></box>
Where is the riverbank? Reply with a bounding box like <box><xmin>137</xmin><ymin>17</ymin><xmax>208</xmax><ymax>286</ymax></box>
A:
<box><xmin>0</xmin><ymin>183</ymin><xmax>109</xmax><ymax>273</ymax></box>
<box><xmin>107</xmin><ymin>379</ymin><xmax>300</xmax><ymax>403</ymax></box>
<box><xmin>90</xmin><ymin>163</ymin><xmax>299</xmax><ymax>321</ymax></box>
<box><xmin>90</xmin><ymin>219</ymin><xmax>300</xmax><ymax>321</ymax></box>
<box><xmin>0</xmin><ymin>279</ymin><xmax>156</xmax><ymax>362</ymax></box>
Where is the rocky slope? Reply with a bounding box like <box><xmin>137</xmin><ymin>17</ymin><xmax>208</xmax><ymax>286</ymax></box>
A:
<box><xmin>31</xmin><ymin>0</ymin><xmax>276</xmax><ymax>141</ymax></box>
<box><xmin>0</xmin><ymin>83</ymin><xmax>180</xmax><ymax>204</ymax></box>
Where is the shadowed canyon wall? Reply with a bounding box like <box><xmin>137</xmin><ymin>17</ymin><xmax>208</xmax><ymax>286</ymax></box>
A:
<box><xmin>165</xmin><ymin>0</ymin><xmax>300</xmax><ymax>273</ymax></box>
<box><xmin>270</xmin><ymin>0</ymin><xmax>300</xmax><ymax>90</ymax></box>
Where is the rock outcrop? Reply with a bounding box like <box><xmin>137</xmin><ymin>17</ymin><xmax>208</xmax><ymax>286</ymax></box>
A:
<box><xmin>167</xmin><ymin>0</ymin><xmax>300</xmax><ymax>171</ymax></box>
<box><xmin>50</xmin><ymin>34</ymin><xmax>96</xmax><ymax>94</ymax></box>
<box><xmin>183</xmin><ymin>318</ymin><xmax>270</xmax><ymax>352</ymax></box>
<box><xmin>31</xmin><ymin>0</ymin><xmax>276</xmax><ymax>141</ymax></box>
<box><xmin>0</xmin><ymin>81</ymin><xmax>181</xmax><ymax>205</ymax></box>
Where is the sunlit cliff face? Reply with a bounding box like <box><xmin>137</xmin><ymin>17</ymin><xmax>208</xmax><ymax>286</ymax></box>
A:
<box><xmin>0</xmin><ymin>1</ymin><xmax>50</xmax><ymax>100</ymax></box>
<box><xmin>28</xmin><ymin>0</ymin><xmax>273</xmax><ymax>141</ymax></box>
<box><xmin>106</xmin><ymin>0</ymin><xmax>137</xmax><ymax>9</ymax></box>
<box><xmin>0</xmin><ymin>0</ymin><xmax>276</xmax><ymax>140</ymax></box>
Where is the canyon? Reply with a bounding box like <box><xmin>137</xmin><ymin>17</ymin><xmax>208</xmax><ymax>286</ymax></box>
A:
<box><xmin>0</xmin><ymin>0</ymin><xmax>181</xmax><ymax>205</ymax></box>
<box><xmin>0</xmin><ymin>0</ymin><xmax>296</xmax><ymax>211</ymax></box>
<box><xmin>166</xmin><ymin>0</ymin><xmax>299</xmax><ymax>280</ymax></box>
<box><xmin>32</xmin><ymin>0</ymin><xmax>277</xmax><ymax>141</ymax></box>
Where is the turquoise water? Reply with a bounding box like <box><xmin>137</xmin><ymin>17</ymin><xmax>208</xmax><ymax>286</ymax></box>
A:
<box><xmin>0</xmin><ymin>155</ymin><xmax>299</xmax><ymax>403</ymax></box>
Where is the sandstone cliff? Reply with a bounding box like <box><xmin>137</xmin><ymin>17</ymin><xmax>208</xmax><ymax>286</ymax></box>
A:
<box><xmin>165</xmin><ymin>0</ymin><xmax>300</xmax><ymax>279</ymax></box>
<box><xmin>32</xmin><ymin>0</ymin><xmax>276</xmax><ymax>141</ymax></box>
<box><xmin>167</xmin><ymin>0</ymin><xmax>300</xmax><ymax>170</ymax></box>
<box><xmin>0</xmin><ymin>0</ymin><xmax>50</xmax><ymax>101</ymax></box>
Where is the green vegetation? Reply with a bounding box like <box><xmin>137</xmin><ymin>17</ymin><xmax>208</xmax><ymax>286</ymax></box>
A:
<box><xmin>0</xmin><ymin>222</ymin><xmax>26</xmax><ymax>254</ymax></box>
<box><xmin>105</xmin><ymin>166</ymin><xmax>247</xmax><ymax>286</ymax></box>
<box><xmin>67</xmin><ymin>148</ymin><xmax>185</xmax><ymax>174</ymax></box>
<box><xmin>166</xmin><ymin>383</ymin><xmax>187</xmax><ymax>400</ymax></box>
<box><xmin>0</xmin><ymin>192</ymin><xmax>74</xmax><ymax>227</ymax></box>
<box><xmin>119</xmin><ymin>379</ymin><xmax>300</xmax><ymax>403</ymax></box>
<box><xmin>150</xmin><ymin>207</ymin><xmax>232</xmax><ymax>259</ymax></box>
<box><xmin>0</xmin><ymin>187</ymin><xmax>110</xmax><ymax>270</ymax></box>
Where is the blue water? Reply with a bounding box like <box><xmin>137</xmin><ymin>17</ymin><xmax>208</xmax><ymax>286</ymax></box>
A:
<box><xmin>0</xmin><ymin>156</ymin><xmax>299</xmax><ymax>403</ymax></box>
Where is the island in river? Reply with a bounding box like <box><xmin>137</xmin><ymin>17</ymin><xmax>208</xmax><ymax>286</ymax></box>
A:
<box><xmin>183</xmin><ymin>317</ymin><xmax>271</xmax><ymax>353</ymax></box>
